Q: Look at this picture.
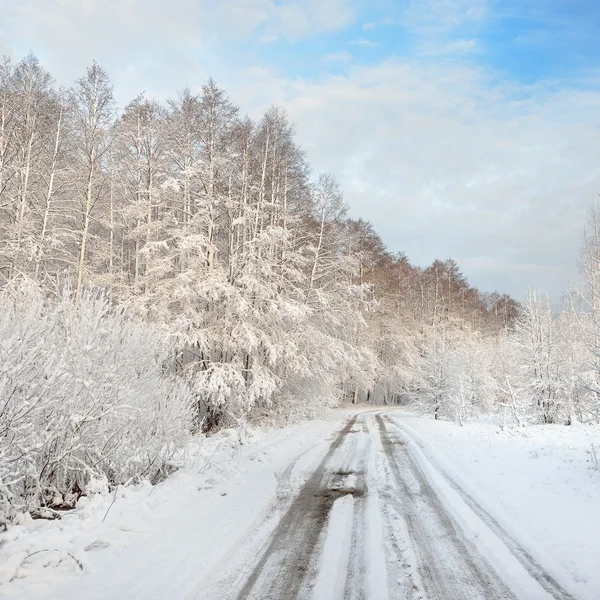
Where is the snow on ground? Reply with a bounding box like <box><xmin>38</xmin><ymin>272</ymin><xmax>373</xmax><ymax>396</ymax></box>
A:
<box><xmin>390</xmin><ymin>410</ymin><xmax>600</xmax><ymax>599</ymax></box>
<box><xmin>3</xmin><ymin>406</ymin><xmax>600</xmax><ymax>600</ymax></box>
<box><xmin>311</xmin><ymin>494</ymin><xmax>355</xmax><ymax>600</ymax></box>
<box><xmin>0</xmin><ymin>411</ymin><xmax>352</xmax><ymax>599</ymax></box>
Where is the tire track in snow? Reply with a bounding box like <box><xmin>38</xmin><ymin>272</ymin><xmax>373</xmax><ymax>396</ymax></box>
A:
<box><xmin>376</xmin><ymin>413</ymin><xmax>515</xmax><ymax>600</ymax></box>
<box><xmin>385</xmin><ymin>415</ymin><xmax>579</xmax><ymax>600</ymax></box>
<box><xmin>201</xmin><ymin>415</ymin><xmax>368</xmax><ymax>600</ymax></box>
<box><xmin>343</xmin><ymin>507</ymin><xmax>367</xmax><ymax>600</ymax></box>
<box><xmin>236</xmin><ymin>414</ymin><xmax>365</xmax><ymax>599</ymax></box>
<box><xmin>196</xmin><ymin>427</ymin><xmax>343</xmax><ymax>600</ymax></box>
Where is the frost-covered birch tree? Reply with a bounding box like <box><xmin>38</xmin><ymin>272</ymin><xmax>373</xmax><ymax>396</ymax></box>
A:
<box><xmin>67</xmin><ymin>62</ymin><xmax>115</xmax><ymax>300</ymax></box>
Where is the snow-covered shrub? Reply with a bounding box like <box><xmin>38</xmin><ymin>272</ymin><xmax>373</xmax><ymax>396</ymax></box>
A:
<box><xmin>511</xmin><ymin>289</ymin><xmax>595</xmax><ymax>425</ymax></box>
<box><xmin>413</xmin><ymin>322</ymin><xmax>498</xmax><ymax>424</ymax></box>
<box><xmin>0</xmin><ymin>282</ymin><xmax>193</xmax><ymax>525</ymax></box>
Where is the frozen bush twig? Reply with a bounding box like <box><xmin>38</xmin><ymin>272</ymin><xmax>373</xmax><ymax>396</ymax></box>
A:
<box><xmin>19</xmin><ymin>549</ymin><xmax>84</xmax><ymax>574</ymax></box>
<box><xmin>590</xmin><ymin>443</ymin><xmax>599</xmax><ymax>473</ymax></box>
<box><xmin>102</xmin><ymin>488</ymin><xmax>119</xmax><ymax>524</ymax></box>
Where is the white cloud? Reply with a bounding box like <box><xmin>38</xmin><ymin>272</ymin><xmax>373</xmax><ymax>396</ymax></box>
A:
<box><xmin>0</xmin><ymin>25</ymin><xmax>12</xmax><ymax>58</ymax></box>
<box><xmin>402</xmin><ymin>0</ymin><xmax>487</xmax><ymax>59</ymax></box>
<box><xmin>0</xmin><ymin>0</ymin><xmax>209</xmax><ymax>102</ymax></box>
<box><xmin>361</xmin><ymin>17</ymin><xmax>400</xmax><ymax>31</ymax></box>
<box><xmin>230</xmin><ymin>59</ymin><xmax>600</xmax><ymax>298</ymax></box>
<box><xmin>324</xmin><ymin>51</ymin><xmax>353</xmax><ymax>63</ymax></box>
<box><xmin>349</xmin><ymin>38</ymin><xmax>381</xmax><ymax>48</ymax></box>
<box><xmin>419</xmin><ymin>38</ymin><xmax>479</xmax><ymax>56</ymax></box>
<box><xmin>0</xmin><ymin>0</ymin><xmax>356</xmax><ymax>101</ymax></box>
<box><xmin>403</xmin><ymin>0</ymin><xmax>487</xmax><ymax>32</ymax></box>
<box><xmin>208</xmin><ymin>0</ymin><xmax>355</xmax><ymax>41</ymax></box>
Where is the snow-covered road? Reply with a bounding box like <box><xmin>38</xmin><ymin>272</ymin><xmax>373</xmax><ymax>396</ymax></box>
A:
<box><xmin>2</xmin><ymin>409</ymin><xmax>595</xmax><ymax>599</ymax></box>
<box><xmin>199</xmin><ymin>410</ymin><xmax>580</xmax><ymax>600</ymax></box>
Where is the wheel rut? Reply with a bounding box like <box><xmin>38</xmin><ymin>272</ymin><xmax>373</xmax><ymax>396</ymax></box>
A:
<box><xmin>200</xmin><ymin>411</ymin><xmax>578</xmax><ymax>600</ymax></box>
<box><xmin>376</xmin><ymin>414</ymin><xmax>515</xmax><ymax>600</ymax></box>
<box><xmin>232</xmin><ymin>415</ymin><xmax>366</xmax><ymax>600</ymax></box>
<box><xmin>384</xmin><ymin>415</ymin><xmax>578</xmax><ymax>600</ymax></box>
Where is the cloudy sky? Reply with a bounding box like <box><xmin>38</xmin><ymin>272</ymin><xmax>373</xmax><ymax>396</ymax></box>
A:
<box><xmin>1</xmin><ymin>0</ymin><xmax>599</xmax><ymax>298</ymax></box>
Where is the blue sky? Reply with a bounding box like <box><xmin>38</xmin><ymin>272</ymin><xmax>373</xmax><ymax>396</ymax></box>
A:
<box><xmin>0</xmin><ymin>0</ymin><xmax>599</xmax><ymax>298</ymax></box>
<box><xmin>208</xmin><ymin>0</ymin><xmax>600</xmax><ymax>84</ymax></box>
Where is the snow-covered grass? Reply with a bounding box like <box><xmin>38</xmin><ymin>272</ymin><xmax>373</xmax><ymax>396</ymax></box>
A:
<box><xmin>0</xmin><ymin>413</ymin><xmax>347</xmax><ymax>599</ymax></box>
<box><xmin>391</xmin><ymin>410</ymin><xmax>600</xmax><ymax>598</ymax></box>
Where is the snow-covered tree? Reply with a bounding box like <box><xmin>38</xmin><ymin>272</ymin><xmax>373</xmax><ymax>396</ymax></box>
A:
<box><xmin>66</xmin><ymin>62</ymin><xmax>115</xmax><ymax>299</ymax></box>
<box><xmin>512</xmin><ymin>288</ymin><xmax>568</xmax><ymax>424</ymax></box>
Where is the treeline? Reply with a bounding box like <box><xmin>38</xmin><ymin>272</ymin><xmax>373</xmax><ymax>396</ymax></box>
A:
<box><xmin>0</xmin><ymin>53</ymin><xmax>535</xmax><ymax>521</ymax></box>
<box><xmin>0</xmin><ymin>53</ymin><xmax>518</xmax><ymax>416</ymax></box>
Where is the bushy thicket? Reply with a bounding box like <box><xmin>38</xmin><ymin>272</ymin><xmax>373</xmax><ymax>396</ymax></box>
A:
<box><xmin>410</xmin><ymin>285</ymin><xmax>600</xmax><ymax>427</ymax></box>
<box><xmin>0</xmin><ymin>283</ymin><xmax>193</xmax><ymax>526</ymax></box>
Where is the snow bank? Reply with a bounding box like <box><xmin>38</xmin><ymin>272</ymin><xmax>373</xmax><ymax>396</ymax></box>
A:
<box><xmin>0</xmin><ymin>414</ymin><xmax>346</xmax><ymax>599</ymax></box>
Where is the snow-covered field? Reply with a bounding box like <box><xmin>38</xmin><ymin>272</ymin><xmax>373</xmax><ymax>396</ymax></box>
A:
<box><xmin>1</xmin><ymin>408</ymin><xmax>599</xmax><ymax>599</ymax></box>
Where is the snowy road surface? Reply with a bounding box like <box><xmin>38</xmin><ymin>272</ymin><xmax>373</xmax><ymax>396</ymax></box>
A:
<box><xmin>201</xmin><ymin>410</ymin><xmax>579</xmax><ymax>600</ymax></box>
<box><xmin>2</xmin><ymin>409</ymin><xmax>593</xmax><ymax>599</ymax></box>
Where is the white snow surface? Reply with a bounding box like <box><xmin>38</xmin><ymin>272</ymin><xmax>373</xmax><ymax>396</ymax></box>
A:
<box><xmin>390</xmin><ymin>411</ymin><xmax>600</xmax><ymax>599</ymax></box>
<box><xmin>0</xmin><ymin>412</ymin><xmax>351</xmax><ymax>599</ymax></box>
<box><xmin>311</xmin><ymin>494</ymin><xmax>355</xmax><ymax>600</ymax></box>
<box><xmin>2</xmin><ymin>407</ymin><xmax>600</xmax><ymax>599</ymax></box>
